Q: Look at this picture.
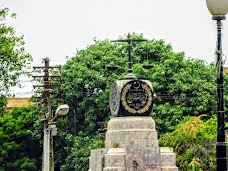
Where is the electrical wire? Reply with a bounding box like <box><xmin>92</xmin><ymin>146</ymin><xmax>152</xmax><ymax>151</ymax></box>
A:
<box><xmin>49</xmin><ymin>60</ymin><xmax>67</xmax><ymax>63</ymax></box>
<box><xmin>0</xmin><ymin>132</ymin><xmax>32</xmax><ymax>143</ymax></box>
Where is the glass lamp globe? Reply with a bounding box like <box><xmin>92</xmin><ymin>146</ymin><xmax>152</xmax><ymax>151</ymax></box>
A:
<box><xmin>206</xmin><ymin>0</ymin><xmax>228</xmax><ymax>19</ymax></box>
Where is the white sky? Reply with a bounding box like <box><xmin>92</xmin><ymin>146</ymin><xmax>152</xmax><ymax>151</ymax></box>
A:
<box><xmin>2</xmin><ymin>0</ymin><xmax>228</xmax><ymax>96</ymax></box>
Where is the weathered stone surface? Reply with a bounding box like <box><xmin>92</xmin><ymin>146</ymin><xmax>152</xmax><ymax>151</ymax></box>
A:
<box><xmin>105</xmin><ymin>148</ymin><xmax>126</xmax><ymax>167</ymax></box>
<box><xmin>161</xmin><ymin>166</ymin><xmax>178</xmax><ymax>171</ymax></box>
<box><xmin>105</xmin><ymin>117</ymin><xmax>158</xmax><ymax>148</ymax></box>
<box><xmin>107</xmin><ymin>117</ymin><xmax>156</xmax><ymax>130</ymax></box>
<box><xmin>89</xmin><ymin>149</ymin><xmax>107</xmax><ymax>171</ymax></box>
<box><xmin>160</xmin><ymin>148</ymin><xmax>177</xmax><ymax>166</ymax></box>
<box><xmin>88</xmin><ymin>117</ymin><xmax>178</xmax><ymax>171</ymax></box>
<box><xmin>126</xmin><ymin>148</ymin><xmax>161</xmax><ymax>171</ymax></box>
<box><xmin>103</xmin><ymin>166</ymin><xmax>126</xmax><ymax>171</ymax></box>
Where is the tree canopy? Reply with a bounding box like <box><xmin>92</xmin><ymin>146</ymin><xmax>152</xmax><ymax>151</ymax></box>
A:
<box><xmin>159</xmin><ymin>115</ymin><xmax>218</xmax><ymax>171</ymax></box>
<box><xmin>0</xmin><ymin>7</ymin><xmax>32</xmax><ymax>95</ymax></box>
<box><xmin>59</xmin><ymin>33</ymin><xmax>217</xmax><ymax>136</ymax></box>
<box><xmin>0</xmin><ymin>106</ymin><xmax>41</xmax><ymax>171</ymax></box>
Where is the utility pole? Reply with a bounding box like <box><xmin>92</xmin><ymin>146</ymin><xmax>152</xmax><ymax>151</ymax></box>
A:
<box><xmin>33</xmin><ymin>58</ymin><xmax>60</xmax><ymax>171</ymax></box>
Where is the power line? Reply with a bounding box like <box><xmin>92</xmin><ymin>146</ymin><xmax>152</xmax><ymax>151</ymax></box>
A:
<box><xmin>0</xmin><ymin>132</ymin><xmax>32</xmax><ymax>143</ymax></box>
<box><xmin>49</xmin><ymin>59</ymin><xmax>67</xmax><ymax>63</ymax></box>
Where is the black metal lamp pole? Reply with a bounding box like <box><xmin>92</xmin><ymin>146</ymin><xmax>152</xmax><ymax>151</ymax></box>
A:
<box><xmin>215</xmin><ymin>17</ymin><xmax>226</xmax><ymax>171</ymax></box>
<box><xmin>206</xmin><ymin>1</ymin><xmax>228</xmax><ymax>170</ymax></box>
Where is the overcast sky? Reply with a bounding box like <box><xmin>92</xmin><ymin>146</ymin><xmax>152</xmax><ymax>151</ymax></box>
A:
<box><xmin>3</xmin><ymin>0</ymin><xmax>228</xmax><ymax>96</ymax></box>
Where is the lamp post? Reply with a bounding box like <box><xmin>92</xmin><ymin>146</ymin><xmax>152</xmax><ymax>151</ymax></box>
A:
<box><xmin>42</xmin><ymin>104</ymin><xmax>70</xmax><ymax>171</ymax></box>
<box><xmin>206</xmin><ymin>0</ymin><xmax>228</xmax><ymax>170</ymax></box>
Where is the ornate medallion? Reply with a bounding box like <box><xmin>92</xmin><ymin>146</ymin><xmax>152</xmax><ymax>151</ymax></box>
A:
<box><xmin>120</xmin><ymin>80</ymin><xmax>153</xmax><ymax>115</ymax></box>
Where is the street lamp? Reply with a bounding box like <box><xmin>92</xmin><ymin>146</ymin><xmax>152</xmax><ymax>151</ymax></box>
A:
<box><xmin>206</xmin><ymin>0</ymin><xmax>228</xmax><ymax>170</ymax></box>
<box><xmin>42</xmin><ymin>104</ymin><xmax>70</xmax><ymax>171</ymax></box>
<box><xmin>48</xmin><ymin>104</ymin><xmax>70</xmax><ymax>124</ymax></box>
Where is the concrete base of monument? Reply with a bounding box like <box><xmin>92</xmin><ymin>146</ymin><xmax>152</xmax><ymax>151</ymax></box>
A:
<box><xmin>88</xmin><ymin>117</ymin><xmax>178</xmax><ymax>171</ymax></box>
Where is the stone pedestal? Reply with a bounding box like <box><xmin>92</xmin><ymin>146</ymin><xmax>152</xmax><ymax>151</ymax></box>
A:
<box><xmin>89</xmin><ymin>117</ymin><xmax>178</xmax><ymax>171</ymax></box>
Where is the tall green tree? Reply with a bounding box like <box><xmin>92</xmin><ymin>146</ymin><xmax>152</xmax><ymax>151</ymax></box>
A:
<box><xmin>60</xmin><ymin>133</ymin><xmax>105</xmax><ymax>171</ymax></box>
<box><xmin>159</xmin><ymin>115</ymin><xmax>218</xmax><ymax>171</ymax></box>
<box><xmin>59</xmin><ymin>34</ymin><xmax>217</xmax><ymax>136</ymax></box>
<box><xmin>0</xmin><ymin>106</ymin><xmax>41</xmax><ymax>171</ymax></box>
<box><xmin>0</xmin><ymin>7</ymin><xmax>32</xmax><ymax>95</ymax></box>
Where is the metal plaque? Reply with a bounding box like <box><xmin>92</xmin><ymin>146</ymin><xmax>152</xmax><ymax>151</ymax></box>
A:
<box><xmin>120</xmin><ymin>80</ymin><xmax>153</xmax><ymax>116</ymax></box>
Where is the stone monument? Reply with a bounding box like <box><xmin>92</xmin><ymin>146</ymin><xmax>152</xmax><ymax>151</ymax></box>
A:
<box><xmin>88</xmin><ymin>34</ymin><xmax>178</xmax><ymax>171</ymax></box>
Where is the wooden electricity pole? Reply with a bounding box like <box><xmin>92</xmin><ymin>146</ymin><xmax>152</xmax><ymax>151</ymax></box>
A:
<box><xmin>33</xmin><ymin>57</ymin><xmax>60</xmax><ymax>171</ymax></box>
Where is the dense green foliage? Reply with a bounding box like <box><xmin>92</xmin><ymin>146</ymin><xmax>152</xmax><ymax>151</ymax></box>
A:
<box><xmin>0</xmin><ymin>106</ymin><xmax>41</xmax><ymax>171</ymax></box>
<box><xmin>0</xmin><ymin>96</ymin><xmax>7</xmax><ymax>117</ymax></box>
<box><xmin>0</xmin><ymin>6</ymin><xmax>36</xmax><ymax>171</ymax></box>
<box><xmin>59</xmin><ymin>133</ymin><xmax>105</xmax><ymax>171</ymax></box>
<box><xmin>59</xmin><ymin>34</ymin><xmax>217</xmax><ymax>136</ymax></box>
<box><xmin>159</xmin><ymin>115</ymin><xmax>219</xmax><ymax>171</ymax></box>
<box><xmin>0</xmin><ymin>7</ymin><xmax>32</xmax><ymax>94</ymax></box>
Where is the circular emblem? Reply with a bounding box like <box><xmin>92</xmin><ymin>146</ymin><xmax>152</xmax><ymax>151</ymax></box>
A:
<box><xmin>120</xmin><ymin>80</ymin><xmax>153</xmax><ymax>115</ymax></box>
<box><xmin>109</xmin><ymin>81</ymin><xmax>120</xmax><ymax>116</ymax></box>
